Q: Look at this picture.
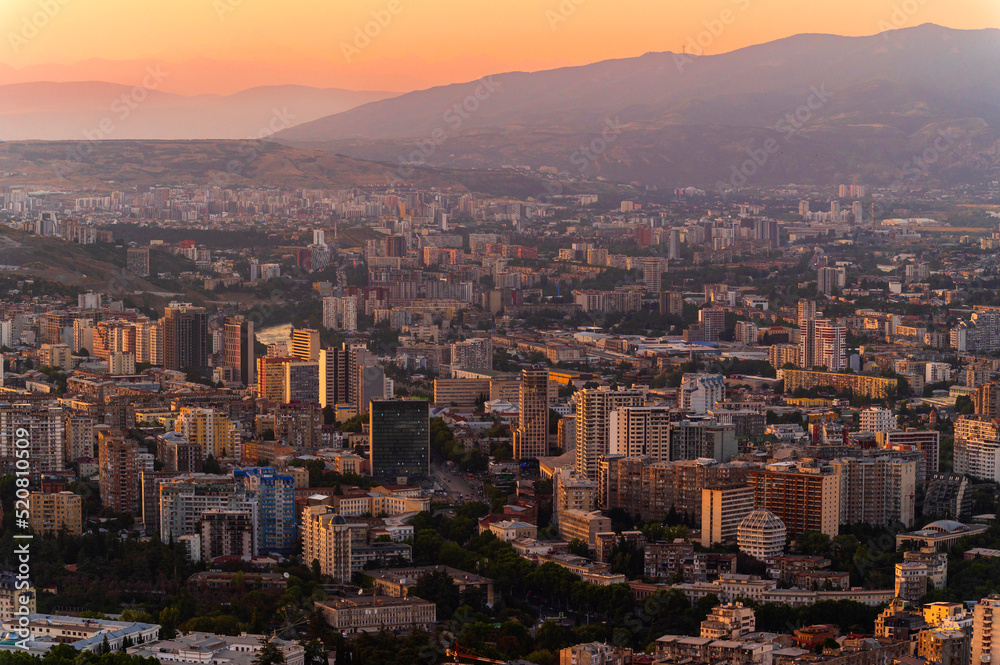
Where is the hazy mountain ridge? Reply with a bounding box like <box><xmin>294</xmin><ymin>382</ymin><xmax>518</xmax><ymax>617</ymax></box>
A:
<box><xmin>0</xmin><ymin>83</ymin><xmax>398</xmax><ymax>140</ymax></box>
<box><xmin>276</xmin><ymin>24</ymin><xmax>1000</xmax><ymax>188</ymax></box>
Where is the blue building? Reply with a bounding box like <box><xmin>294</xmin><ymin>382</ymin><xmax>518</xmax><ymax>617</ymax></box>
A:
<box><xmin>234</xmin><ymin>467</ymin><xmax>296</xmax><ymax>555</ymax></box>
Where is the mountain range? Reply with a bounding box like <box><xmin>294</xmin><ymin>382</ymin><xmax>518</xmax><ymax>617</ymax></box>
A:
<box><xmin>276</xmin><ymin>24</ymin><xmax>1000</xmax><ymax>189</ymax></box>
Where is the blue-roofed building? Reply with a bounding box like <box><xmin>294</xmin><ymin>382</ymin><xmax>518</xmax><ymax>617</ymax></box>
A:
<box><xmin>234</xmin><ymin>467</ymin><xmax>296</xmax><ymax>555</ymax></box>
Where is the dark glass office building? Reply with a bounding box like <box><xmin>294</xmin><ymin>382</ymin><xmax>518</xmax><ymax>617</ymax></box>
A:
<box><xmin>369</xmin><ymin>399</ymin><xmax>430</xmax><ymax>480</ymax></box>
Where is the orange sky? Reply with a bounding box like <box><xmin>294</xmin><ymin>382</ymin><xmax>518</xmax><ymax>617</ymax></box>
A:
<box><xmin>2</xmin><ymin>0</ymin><xmax>999</xmax><ymax>94</ymax></box>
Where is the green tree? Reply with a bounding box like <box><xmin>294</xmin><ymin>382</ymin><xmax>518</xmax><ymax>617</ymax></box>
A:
<box><xmin>253</xmin><ymin>637</ymin><xmax>286</xmax><ymax>665</ymax></box>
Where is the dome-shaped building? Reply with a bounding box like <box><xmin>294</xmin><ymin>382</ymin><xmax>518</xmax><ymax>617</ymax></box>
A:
<box><xmin>737</xmin><ymin>509</ymin><xmax>786</xmax><ymax>561</ymax></box>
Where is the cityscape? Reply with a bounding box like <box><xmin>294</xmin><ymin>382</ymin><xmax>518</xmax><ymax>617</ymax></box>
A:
<box><xmin>1</xmin><ymin>2</ymin><xmax>1000</xmax><ymax>665</ymax></box>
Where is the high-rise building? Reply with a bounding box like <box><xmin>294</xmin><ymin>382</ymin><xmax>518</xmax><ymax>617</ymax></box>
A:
<box><xmin>574</xmin><ymin>389</ymin><xmax>644</xmax><ymax>480</ymax></box>
<box><xmin>513</xmin><ymin>369</ymin><xmax>549</xmax><ymax>459</ymax></box>
<box><xmin>816</xmin><ymin>320</ymin><xmax>847</xmax><ymax>371</ymax></box>
<box><xmin>135</xmin><ymin>319</ymin><xmax>163</xmax><ymax>366</ymax></box>
<box><xmin>698</xmin><ymin>308</ymin><xmax>725</xmax><ymax>343</ymax></box>
<box><xmin>346</xmin><ymin>343</ymin><xmax>375</xmax><ymax>408</ymax></box>
<box><xmin>322</xmin><ymin>296</ymin><xmax>358</xmax><ymax>332</ymax></box>
<box><xmin>284</xmin><ymin>360</ymin><xmax>320</xmax><ymax>405</ymax></box>
<box><xmin>830</xmin><ymin>456</ymin><xmax>916</xmax><ymax>528</ymax></box>
<box><xmin>747</xmin><ymin>462</ymin><xmax>841</xmax><ymax>537</ymax></box>
<box><xmin>701</xmin><ymin>484</ymin><xmax>755</xmax><ymax>547</ymax></box>
<box><xmin>0</xmin><ymin>403</ymin><xmax>66</xmax><ymax>474</ymax></box>
<box><xmin>319</xmin><ymin>347</ymin><xmax>349</xmax><ymax>408</ymax></box>
<box><xmin>302</xmin><ymin>504</ymin><xmax>353</xmax><ymax>583</ymax></box>
<box><xmin>680</xmin><ymin>374</ymin><xmax>725</xmax><ymax>414</ymax></box>
<box><xmin>369</xmin><ymin>400</ymin><xmax>430</xmax><ymax>480</ymax></box>
<box><xmin>222</xmin><ymin>316</ymin><xmax>255</xmax><ymax>387</ymax></box>
<box><xmin>98</xmin><ymin>432</ymin><xmax>140</xmax><ymax>514</ymax></box>
<box><xmin>859</xmin><ymin>408</ymin><xmax>897</xmax><ymax>434</ymax></box>
<box><xmin>157</xmin><ymin>474</ymin><xmax>254</xmax><ymax>541</ymax></box>
<box><xmin>660</xmin><ymin>291</ymin><xmax>683</xmax><ymax>317</ymax></box>
<box><xmin>667</xmin><ymin>228</ymin><xmax>682</xmax><ymax>261</ymax></box>
<box><xmin>880</xmin><ymin>429</ymin><xmax>940</xmax><ymax>484</ymax></box>
<box><xmin>40</xmin><ymin>343</ymin><xmax>72</xmax><ymax>371</ymax></box>
<box><xmin>64</xmin><ymin>414</ymin><xmax>94</xmax><ymax>461</ymax></box>
<box><xmin>972</xmin><ymin>595</ymin><xmax>1000</xmax><ymax>665</ymax></box>
<box><xmin>817</xmin><ymin>266</ymin><xmax>846</xmax><ymax>295</ymax></box>
<box><xmin>200</xmin><ymin>509</ymin><xmax>256</xmax><ymax>562</ymax></box>
<box><xmin>954</xmin><ymin>415</ymin><xmax>1000</xmax><ymax>482</ymax></box>
<box><xmin>163</xmin><ymin>303</ymin><xmax>208</xmax><ymax>371</ymax></box>
<box><xmin>174</xmin><ymin>407</ymin><xmax>240</xmax><ymax>459</ymax></box>
<box><xmin>257</xmin><ymin>356</ymin><xmax>294</xmax><ymax>402</ymax></box>
<box><xmin>450</xmin><ymin>338</ymin><xmax>493</xmax><ymax>371</ymax></box>
<box><xmin>609</xmin><ymin>406</ymin><xmax>673</xmax><ymax>461</ymax></box>
<box><xmin>290</xmin><ymin>328</ymin><xmax>320</xmax><ymax>362</ymax></box>
<box><xmin>235</xmin><ymin>467</ymin><xmax>296</xmax><ymax>555</ymax></box>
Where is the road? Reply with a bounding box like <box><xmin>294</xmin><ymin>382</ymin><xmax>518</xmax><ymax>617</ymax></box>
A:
<box><xmin>430</xmin><ymin>461</ymin><xmax>480</xmax><ymax>502</ymax></box>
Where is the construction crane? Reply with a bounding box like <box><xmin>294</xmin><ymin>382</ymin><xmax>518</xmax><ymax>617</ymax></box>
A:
<box><xmin>444</xmin><ymin>644</ymin><xmax>508</xmax><ymax>665</ymax></box>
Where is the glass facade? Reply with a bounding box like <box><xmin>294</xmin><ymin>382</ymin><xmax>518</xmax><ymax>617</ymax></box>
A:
<box><xmin>369</xmin><ymin>400</ymin><xmax>430</xmax><ymax>480</ymax></box>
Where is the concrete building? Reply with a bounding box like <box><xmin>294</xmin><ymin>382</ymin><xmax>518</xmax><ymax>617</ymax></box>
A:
<box><xmin>369</xmin><ymin>400</ymin><xmax>429</xmax><ymax>480</ymax></box>
<box><xmin>98</xmin><ymin>432</ymin><xmax>140</xmax><ymax>514</ymax></box>
<box><xmin>174</xmin><ymin>408</ymin><xmax>239</xmax><ymax>460</ymax></box>
<box><xmin>558</xmin><ymin>643</ymin><xmax>632</xmax><ymax>665</ymax></box>
<box><xmin>700</xmin><ymin>602</ymin><xmax>756</xmax><ymax>639</ymax></box>
<box><xmin>302</xmin><ymin>504</ymin><xmax>353</xmax><ymax>583</ymax></box>
<box><xmin>289</xmin><ymin>328</ymin><xmax>320</xmax><ymax>362</ymax></box>
<box><xmin>918</xmin><ymin>628</ymin><xmax>970</xmax><ymax>665</ymax></box>
<box><xmin>0</xmin><ymin>571</ymin><xmax>35</xmax><ymax>625</ymax></box>
<box><xmin>859</xmin><ymin>408</ymin><xmax>897</xmax><ymax>434</ymax></box>
<box><xmin>831</xmin><ymin>456</ymin><xmax>916</xmax><ymax>528</ymax></box>
<box><xmin>954</xmin><ymin>415</ymin><xmax>1000</xmax><ymax>482</ymax></box>
<box><xmin>737</xmin><ymin>509</ymin><xmax>786</xmax><ymax>561</ymax></box>
<box><xmin>747</xmin><ymin>462</ymin><xmax>841</xmax><ymax>537</ymax></box>
<box><xmin>701</xmin><ymin>484</ymin><xmax>755</xmax><ymax>548</ymax></box>
<box><xmin>28</xmin><ymin>491</ymin><xmax>82</xmax><ymax>536</ymax></box>
<box><xmin>316</xmin><ymin>596</ymin><xmax>435</xmax><ymax>634</ymax></box>
<box><xmin>679</xmin><ymin>374</ymin><xmax>725</xmax><ymax>414</ymax></box>
<box><xmin>972</xmin><ymin>595</ymin><xmax>1000</xmax><ymax>665</ymax></box>
<box><xmin>609</xmin><ymin>406</ymin><xmax>672</xmax><ymax>460</ymax></box>
<box><xmin>514</xmin><ymin>369</ymin><xmax>549</xmax><ymax>459</ymax></box>
<box><xmin>574</xmin><ymin>389</ymin><xmax>644</xmax><ymax>480</ymax></box>
<box><xmin>558</xmin><ymin>509</ymin><xmax>612</xmax><ymax>550</ymax></box>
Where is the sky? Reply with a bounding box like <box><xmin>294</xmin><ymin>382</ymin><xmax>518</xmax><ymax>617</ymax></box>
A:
<box><xmin>2</xmin><ymin>0</ymin><xmax>999</xmax><ymax>94</ymax></box>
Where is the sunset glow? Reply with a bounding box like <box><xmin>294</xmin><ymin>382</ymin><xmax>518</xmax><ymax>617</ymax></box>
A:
<box><xmin>2</xmin><ymin>0</ymin><xmax>999</xmax><ymax>93</ymax></box>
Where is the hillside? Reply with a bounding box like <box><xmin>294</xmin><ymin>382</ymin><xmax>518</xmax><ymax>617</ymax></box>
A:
<box><xmin>0</xmin><ymin>140</ymin><xmax>547</xmax><ymax>195</ymax></box>
<box><xmin>276</xmin><ymin>24</ymin><xmax>1000</xmax><ymax>188</ymax></box>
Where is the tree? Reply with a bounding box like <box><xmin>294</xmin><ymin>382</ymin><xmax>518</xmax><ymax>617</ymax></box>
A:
<box><xmin>203</xmin><ymin>455</ymin><xmax>222</xmax><ymax>474</ymax></box>
<box><xmin>302</xmin><ymin>640</ymin><xmax>328</xmax><ymax>665</ymax></box>
<box><xmin>254</xmin><ymin>637</ymin><xmax>286</xmax><ymax>665</ymax></box>
<box><xmin>411</xmin><ymin>570</ymin><xmax>461</xmax><ymax>620</ymax></box>
<box><xmin>567</xmin><ymin>538</ymin><xmax>590</xmax><ymax>557</ymax></box>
